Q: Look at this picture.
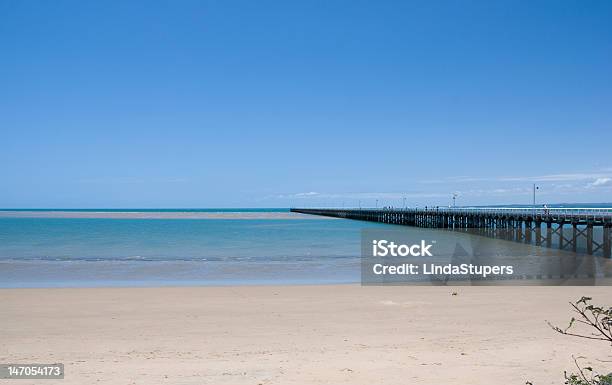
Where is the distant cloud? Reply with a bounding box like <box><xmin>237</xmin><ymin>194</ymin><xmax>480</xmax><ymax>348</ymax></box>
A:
<box><xmin>273</xmin><ymin>191</ymin><xmax>449</xmax><ymax>200</ymax></box>
<box><xmin>78</xmin><ymin>177</ymin><xmax>189</xmax><ymax>184</ymax></box>
<box><xmin>419</xmin><ymin>171</ymin><xmax>612</xmax><ymax>185</ymax></box>
<box><xmin>268</xmin><ymin>169</ymin><xmax>612</xmax><ymax>204</ymax></box>
<box><xmin>294</xmin><ymin>192</ymin><xmax>320</xmax><ymax>197</ymax></box>
<box><xmin>587</xmin><ymin>177</ymin><xmax>612</xmax><ymax>188</ymax></box>
<box><xmin>499</xmin><ymin>173</ymin><xmax>612</xmax><ymax>183</ymax></box>
<box><xmin>274</xmin><ymin>192</ymin><xmax>321</xmax><ymax>199</ymax></box>
<box><xmin>274</xmin><ymin>189</ymin><xmax>526</xmax><ymax>201</ymax></box>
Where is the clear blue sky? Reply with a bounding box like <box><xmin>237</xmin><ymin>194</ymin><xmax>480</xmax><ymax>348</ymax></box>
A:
<box><xmin>1</xmin><ymin>0</ymin><xmax>611</xmax><ymax>208</ymax></box>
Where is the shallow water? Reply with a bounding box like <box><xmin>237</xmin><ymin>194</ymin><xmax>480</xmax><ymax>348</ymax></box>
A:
<box><xmin>0</xmin><ymin>211</ymin><xmax>391</xmax><ymax>287</ymax></box>
<box><xmin>0</xmin><ymin>209</ymin><xmax>609</xmax><ymax>287</ymax></box>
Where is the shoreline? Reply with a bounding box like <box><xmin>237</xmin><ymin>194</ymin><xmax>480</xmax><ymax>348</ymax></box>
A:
<box><xmin>2</xmin><ymin>284</ymin><xmax>611</xmax><ymax>384</ymax></box>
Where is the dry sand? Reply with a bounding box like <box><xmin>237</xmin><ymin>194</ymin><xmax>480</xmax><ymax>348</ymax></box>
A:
<box><xmin>1</xmin><ymin>285</ymin><xmax>611</xmax><ymax>385</ymax></box>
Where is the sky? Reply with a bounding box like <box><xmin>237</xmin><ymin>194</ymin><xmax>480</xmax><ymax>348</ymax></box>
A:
<box><xmin>1</xmin><ymin>0</ymin><xmax>611</xmax><ymax>208</ymax></box>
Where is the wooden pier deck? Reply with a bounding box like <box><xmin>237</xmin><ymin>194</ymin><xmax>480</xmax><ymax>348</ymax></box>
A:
<box><xmin>291</xmin><ymin>207</ymin><xmax>612</xmax><ymax>258</ymax></box>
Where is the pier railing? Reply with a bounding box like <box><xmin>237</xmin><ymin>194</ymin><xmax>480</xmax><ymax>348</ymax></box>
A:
<box><xmin>413</xmin><ymin>207</ymin><xmax>612</xmax><ymax>221</ymax></box>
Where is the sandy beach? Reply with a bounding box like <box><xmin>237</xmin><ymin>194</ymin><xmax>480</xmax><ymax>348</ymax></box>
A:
<box><xmin>1</xmin><ymin>285</ymin><xmax>611</xmax><ymax>385</ymax></box>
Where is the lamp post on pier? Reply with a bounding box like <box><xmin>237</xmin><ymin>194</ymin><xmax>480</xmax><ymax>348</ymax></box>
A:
<box><xmin>533</xmin><ymin>184</ymin><xmax>539</xmax><ymax>216</ymax></box>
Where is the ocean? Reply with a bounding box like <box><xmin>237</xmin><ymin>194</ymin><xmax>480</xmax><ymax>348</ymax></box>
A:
<box><xmin>1</xmin><ymin>207</ymin><xmax>610</xmax><ymax>288</ymax></box>
<box><xmin>0</xmin><ymin>209</ymin><xmax>392</xmax><ymax>288</ymax></box>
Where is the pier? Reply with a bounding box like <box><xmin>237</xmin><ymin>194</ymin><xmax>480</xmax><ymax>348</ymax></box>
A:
<box><xmin>291</xmin><ymin>207</ymin><xmax>612</xmax><ymax>258</ymax></box>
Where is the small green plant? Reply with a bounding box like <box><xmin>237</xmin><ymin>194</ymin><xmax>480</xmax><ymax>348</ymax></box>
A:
<box><xmin>563</xmin><ymin>356</ymin><xmax>612</xmax><ymax>385</ymax></box>
<box><xmin>545</xmin><ymin>297</ymin><xmax>612</xmax><ymax>385</ymax></box>
<box><xmin>548</xmin><ymin>297</ymin><xmax>612</xmax><ymax>345</ymax></box>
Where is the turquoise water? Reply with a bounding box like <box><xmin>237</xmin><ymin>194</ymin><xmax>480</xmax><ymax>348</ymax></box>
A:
<box><xmin>0</xmin><ymin>211</ymin><xmax>392</xmax><ymax>287</ymax></box>
<box><xmin>0</xmin><ymin>218</ymin><xmax>373</xmax><ymax>261</ymax></box>
<box><xmin>0</xmin><ymin>208</ymin><xmax>288</xmax><ymax>212</ymax></box>
<box><xmin>2</xmin><ymin>207</ymin><xmax>610</xmax><ymax>288</ymax></box>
